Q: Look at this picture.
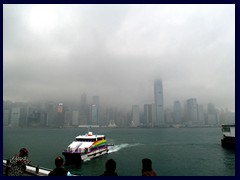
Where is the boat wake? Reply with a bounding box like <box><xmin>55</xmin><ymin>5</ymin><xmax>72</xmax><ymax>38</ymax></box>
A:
<box><xmin>108</xmin><ymin>143</ymin><xmax>142</xmax><ymax>154</ymax></box>
<box><xmin>83</xmin><ymin>157</ymin><xmax>91</xmax><ymax>162</ymax></box>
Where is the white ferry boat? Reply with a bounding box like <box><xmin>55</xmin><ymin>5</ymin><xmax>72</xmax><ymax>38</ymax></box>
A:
<box><xmin>221</xmin><ymin>124</ymin><xmax>235</xmax><ymax>150</ymax></box>
<box><xmin>62</xmin><ymin>131</ymin><xmax>110</xmax><ymax>165</ymax></box>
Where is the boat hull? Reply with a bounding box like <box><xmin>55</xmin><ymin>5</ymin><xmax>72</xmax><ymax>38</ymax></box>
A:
<box><xmin>221</xmin><ymin>137</ymin><xmax>235</xmax><ymax>150</ymax></box>
<box><xmin>62</xmin><ymin>152</ymin><xmax>82</xmax><ymax>166</ymax></box>
<box><xmin>63</xmin><ymin>147</ymin><xmax>108</xmax><ymax>165</ymax></box>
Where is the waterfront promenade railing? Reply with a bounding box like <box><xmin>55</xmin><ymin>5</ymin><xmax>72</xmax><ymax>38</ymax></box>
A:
<box><xmin>3</xmin><ymin>159</ymin><xmax>52</xmax><ymax>176</ymax></box>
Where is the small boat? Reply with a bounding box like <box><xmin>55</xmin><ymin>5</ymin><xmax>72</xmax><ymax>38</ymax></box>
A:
<box><xmin>221</xmin><ymin>124</ymin><xmax>235</xmax><ymax>150</ymax></box>
<box><xmin>62</xmin><ymin>131</ymin><xmax>110</xmax><ymax>165</ymax></box>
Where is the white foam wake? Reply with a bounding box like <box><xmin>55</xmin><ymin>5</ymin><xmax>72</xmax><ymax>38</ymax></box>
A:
<box><xmin>83</xmin><ymin>157</ymin><xmax>91</xmax><ymax>162</ymax></box>
<box><xmin>108</xmin><ymin>143</ymin><xmax>142</xmax><ymax>154</ymax></box>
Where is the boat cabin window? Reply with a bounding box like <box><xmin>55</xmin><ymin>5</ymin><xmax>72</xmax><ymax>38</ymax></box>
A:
<box><xmin>222</xmin><ymin>127</ymin><xmax>230</xmax><ymax>132</ymax></box>
<box><xmin>75</xmin><ymin>138</ymin><xmax>96</xmax><ymax>142</ymax></box>
<box><xmin>97</xmin><ymin>137</ymin><xmax>106</xmax><ymax>141</ymax></box>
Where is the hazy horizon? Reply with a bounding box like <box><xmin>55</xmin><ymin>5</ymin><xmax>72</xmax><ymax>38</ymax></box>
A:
<box><xmin>3</xmin><ymin>4</ymin><xmax>235</xmax><ymax>111</ymax></box>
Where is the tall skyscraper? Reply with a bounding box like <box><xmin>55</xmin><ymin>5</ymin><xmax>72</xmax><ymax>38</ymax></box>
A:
<box><xmin>154</xmin><ymin>79</ymin><xmax>164</xmax><ymax>126</ymax></box>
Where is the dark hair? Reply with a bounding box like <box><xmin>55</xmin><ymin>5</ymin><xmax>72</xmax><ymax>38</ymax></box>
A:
<box><xmin>142</xmin><ymin>158</ymin><xmax>152</xmax><ymax>171</ymax></box>
<box><xmin>106</xmin><ymin>159</ymin><xmax>116</xmax><ymax>172</ymax></box>
<box><xmin>55</xmin><ymin>156</ymin><xmax>64</xmax><ymax>168</ymax></box>
<box><xmin>19</xmin><ymin>148</ymin><xmax>29</xmax><ymax>157</ymax></box>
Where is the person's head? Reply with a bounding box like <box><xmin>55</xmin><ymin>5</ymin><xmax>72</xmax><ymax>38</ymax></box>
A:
<box><xmin>142</xmin><ymin>158</ymin><xmax>152</xmax><ymax>171</ymax></box>
<box><xmin>55</xmin><ymin>156</ymin><xmax>64</xmax><ymax>168</ymax></box>
<box><xmin>105</xmin><ymin>159</ymin><xmax>116</xmax><ymax>172</ymax></box>
<box><xmin>19</xmin><ymin>148</ymin><xmax>29</xmax><ymax>157</ymax></box>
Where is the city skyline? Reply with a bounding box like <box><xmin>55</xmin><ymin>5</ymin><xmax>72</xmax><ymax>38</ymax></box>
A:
<box><xmin>3</xmin><ymin>94</ymin><xmax>235</xmax><ymax>128</ymax></box>
<box><xmin>3</xmin><ymin>4</ymin><xmax>235</xmax><ymax>111</ymax></box>
<box><xmin>3</xmin><ymin>92</ymin><xmax>234</xmax><ymax>113</ymax></box>
<box><xmin>3</xmin><ymin>77</ymin><xmax>235</xmax><ymax>114</ymax></box>
<box><xmin>3</xmin><ymin>78</ymin><xmax>235</xmax><ymax>128</ymax></box>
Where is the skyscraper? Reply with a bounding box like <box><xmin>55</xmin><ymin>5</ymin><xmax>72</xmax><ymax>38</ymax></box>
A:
<box><xmin>154</xmin><ymin>79</ymin><xmax>164</xmax><ymax>126</ymax></box>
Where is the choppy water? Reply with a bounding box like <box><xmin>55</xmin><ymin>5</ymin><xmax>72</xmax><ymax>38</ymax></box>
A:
<box><xmin>3</xmin><ymin>127</ymin><xmax>235</xmax><ymax>176</ymax></box>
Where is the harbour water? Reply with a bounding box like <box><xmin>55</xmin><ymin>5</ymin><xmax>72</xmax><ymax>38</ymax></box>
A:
<box><xmin>3</xmin><ymin>127</ymin><xmax>235</xmax><ymax>176</ymax></box>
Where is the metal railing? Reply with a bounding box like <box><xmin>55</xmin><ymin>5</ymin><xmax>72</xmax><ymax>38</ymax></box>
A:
<box><xmin>3</xmin><ymin>159</ymin><xmax>52</xmax><ymax>176</ymax></box>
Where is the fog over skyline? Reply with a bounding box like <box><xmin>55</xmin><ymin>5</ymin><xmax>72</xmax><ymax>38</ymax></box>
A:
<box><xmin>3</xmin><ymin>4</ymin><xmax>235</xmax><ymax>111</ymax></box>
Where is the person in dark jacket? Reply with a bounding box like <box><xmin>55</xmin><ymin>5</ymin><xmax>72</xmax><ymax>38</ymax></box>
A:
<box><xmin>141</xmin><ymin>158</ymin><xmax>157</xmax><ymax>176</ymax></box>
<box><xmin>48</xmin><ymin>156</ymin><xmax>71</xmax><ymax>176</ymax></box>
<box><xmin>101</xmin><ymin>159</ymin><xmax>118</xmax><ymax>176</ymax></box>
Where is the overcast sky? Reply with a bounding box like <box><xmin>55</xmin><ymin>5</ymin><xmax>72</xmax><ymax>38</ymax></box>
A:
<box><xmin>3</xmin><ymin>4</ymin><xmax>235</xmax><ymax>111</ymax></box>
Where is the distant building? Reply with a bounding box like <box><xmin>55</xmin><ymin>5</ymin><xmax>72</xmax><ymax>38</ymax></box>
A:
<box><xmin>197</xmin><ymin>104</ymin><xmax>205</xmax><ymax>125</ymax></box>
<box><xmin>208</xmin><ymin>103</ymin><xmax>216</xmax><ymax>114</ymax></box>
<box><xmin>56</xmin><ymin>103</ymin><xmax>65</xmax><ymax>127</ymax></box>
<box><xmin>64</xmin><ymin>110</ymin><xmax>72</xmax><ymax>126</ymax></box>
<box><xmin>108</xmin><ymin>120</ymin><xmax>117</xmax><ymax>127</ymax></box>
<box><xmin>79</xmin><ymin>93</ymin><xmax>88</xmax><ymax>125</ymax></box>
<box><xmin>27</xmin><ymin>109</ymin><xmax>41</xmax><ymax>127</ymax></box>
<box><xmin>9</xmin><ymin>105</ymin><xmax>28</xmax><ymax>127</ymax></box>
<box><xmin>185</xmin><ymin>98</ymin><xmax>198</xmax><ymax>125</ymax></box>
<box><xmin>10</xmin><ymin>108</ymin><xmax>21</xmax><ymax>127</ymax></box>
<box><xmin>131</xmin><ymin>105</ymin><xmax>140</xmax><ymax>127</ymax></box>
<box><xmin>219</xmin><ymin>108</ymin><xmax>235</xmax><ymax>125</ymax></box>
<box><xmin>173</xmin><ymin>101</ymin><xmax>182</xmax><ymax>124</ymax></box>
<box><xmin>105</xmin><ymin>108</ymin><xmax>117</xmax><ymax>127</ymax></box>
<box><xmin>154</xmin><ymin>79</ymin><xmax>164</xmax><ymax>126</ymax></box>
<box><xmin>43</xmin><ymin>102</ymin><xmax>56</xmax><ymax>127</ymax></box>
<box><xmin>3</xmin><ymin>109</ymin><xmax>11</xmax><ymax>126</ymax></box>
<box><xmin>90</xmin><ymin>104</ymin><xmax>98</xmax><ymax>125</ymax></box>
<box><xmin>143</xmin><ymin>104</ymin><xmax>156</xmax><ymax>127</ymax></box>
<box><xmin>207</xmin><ymin>103</ymin><xmax>218</xmax><ymax>125</ymax></box>
<box><xmin>72</xmin><ymin>110</ymin><xmax>79</xmax><ymax>126</ymax></box>
<box><xmin>3</xmin><ymin>100</ymin><xmax>13</xmax><ymax>126</ymax></box>
<box><xmin>92</xmin><ymin>96</ymin><xmax>100</xmax><ymax>125</ymax></box>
